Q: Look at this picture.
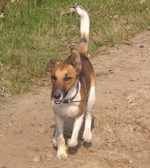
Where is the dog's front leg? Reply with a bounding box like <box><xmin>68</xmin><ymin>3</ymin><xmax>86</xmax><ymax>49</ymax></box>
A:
<box><xmin>55</xmin><ymin>114</ymin><xmax>67</xmax><ymax>159</ymax></box>
<box><xmin>68</xmin><ymin>114</ymin><xmax>84</xmax><ymax>148</ymax></box>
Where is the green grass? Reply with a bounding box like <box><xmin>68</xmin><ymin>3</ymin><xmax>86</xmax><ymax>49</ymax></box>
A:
<box><xmin>0</xmin><ymin>0</ymin><xmax>150</xmax><ymax>95</ymax></box>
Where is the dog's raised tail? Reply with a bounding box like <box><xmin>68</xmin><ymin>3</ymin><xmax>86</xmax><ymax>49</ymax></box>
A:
<box><xmin>74</xmin><ymin>4</ymin><xmax>90</xmax><ymax>54</ymax></box>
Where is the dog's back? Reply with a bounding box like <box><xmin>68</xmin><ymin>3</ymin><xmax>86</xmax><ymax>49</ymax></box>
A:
<box><xmin>80</xmin><ymin>54</ymin><xmax>95</xmax><ymax>94</ymax></box>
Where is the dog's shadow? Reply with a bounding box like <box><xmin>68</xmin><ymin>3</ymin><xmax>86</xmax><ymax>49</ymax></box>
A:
<box><xmin>51</xmin><ymin>116</ymin><xmax>95</xmax><ymax>155</ymax></box>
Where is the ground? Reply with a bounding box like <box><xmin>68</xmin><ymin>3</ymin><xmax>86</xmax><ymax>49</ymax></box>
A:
<box><xmin>0</xmin><ymin>31</ymin><xmax>150</xmax><ymax>168</ymax></box>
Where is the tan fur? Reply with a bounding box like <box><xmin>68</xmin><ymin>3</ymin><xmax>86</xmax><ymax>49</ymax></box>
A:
<box><xmin>47</xmin><ymin>5</ymin><xmax>96</xmax><ymax>159</ymax></box>
<box><xmin>50</xmin><ymin>63</ymin><xmax>77</xmax><ymax>96</ymax></box>
<box><xmin>78</xmin><ymin>44</ymin><xmax>88</xmax><ymax>54</ymax></box>
<box><xmin>76</xmin><ymin>78</ymin><xmax>87</xmax><ymax>117</ymax></box>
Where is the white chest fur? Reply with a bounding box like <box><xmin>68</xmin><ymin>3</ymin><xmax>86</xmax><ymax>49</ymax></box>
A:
<box><xmin>52</xmin><ymin>101</ymin><xmax>80</xmax><ymax>118</ymax></box>
<box><xmin>52</xmin><ymin>83</ymin><xmax>81</xmax><ymax>118</ymax></box>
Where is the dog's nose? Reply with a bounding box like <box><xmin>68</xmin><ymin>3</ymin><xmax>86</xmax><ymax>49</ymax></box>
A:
<box><xmin>53</xmin><ymin>90</ymin><xmax>62</xmax><ymax>99</ymax></box>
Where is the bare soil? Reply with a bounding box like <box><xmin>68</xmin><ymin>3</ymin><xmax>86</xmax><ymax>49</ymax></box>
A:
<box><xmin>0</xmin><ymin>31</ymin><xmax>150</xmax><ymax>168</ymax></box>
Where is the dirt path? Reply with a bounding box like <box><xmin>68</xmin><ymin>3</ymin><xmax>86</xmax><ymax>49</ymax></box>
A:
<box><xmin>0</xmin><ymin>31</ymin><xmax>150</xmax><ymax>168</ymax></box>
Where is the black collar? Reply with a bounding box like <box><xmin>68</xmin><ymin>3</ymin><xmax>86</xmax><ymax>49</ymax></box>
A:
<box><xmin>63</xmin><ymin>82</ymin><xmax>85</xmax><ymax>104</ymax></box>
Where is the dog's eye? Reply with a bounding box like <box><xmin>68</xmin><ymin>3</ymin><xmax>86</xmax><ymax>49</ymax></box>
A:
<box><xmin>51</xmin><ymin>75</ymin><xmax>57</xmax><ymax>80</ymax></box>
<box><xmin>64</xmin><ymin>75</ymin><xmax>72</xmax><ymax>82</ymax></box>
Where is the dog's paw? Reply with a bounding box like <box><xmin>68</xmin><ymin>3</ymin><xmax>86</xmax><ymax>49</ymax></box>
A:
<box><xmin>53</xmin><ymin>138</ymin><xmax>58</xmax><ymax>147</ymax></box>
<box><xmin>83</xmin><ymin>130</ymin><xmax>92</xmax><ymax>143</ymax></box>
<box><xmin>68</xmin><ymin>138</ymin><xmax>78</xmax><ymax>148</ymax></box>
<box><xmin>57</xmin><ymin>149</ymin><xmax>67</xmax><ymax>159</ymax></box>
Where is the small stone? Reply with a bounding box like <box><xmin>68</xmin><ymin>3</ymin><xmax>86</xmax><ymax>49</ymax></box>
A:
<box><xmin>38</xmin><ymin>128</ymin><xmax>48</xmax><ymax>134</ymax></box>
<box><xmin>33</xmin><ymin>155</ymin><xmax>41</xmax><ymax>162</ymax></box>
<box><xmin>129</xmin><ymin>159</ymin><xmax>133</xmax><ymax>164</ymax></box>
<box><xmin>139</xmin><ymin>45</ymin><xmax>144</xmax><ymax>48</ymax></box>
<box><xmin>123</xmin><ymin>40</ymin><xmax>132</xmax><ymax>45</ymax></box>
<box><xmin>113</xmin><ymin>15</ymin><xmax>119</xmax><ymax>20</ymax></box>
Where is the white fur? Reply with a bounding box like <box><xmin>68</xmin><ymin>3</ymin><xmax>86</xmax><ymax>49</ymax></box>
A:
<box><xmin>53</xmin><ymin>85</ymin><xmax>96</xmax><ymax>153</ymax></box>
<box><xmin>68</xmin><ymin>114</ymin><xmax>84</xmax><ymax>147</ymax></box>
<box><xmin>83</xmin><ymin>86</ymin><xmax>95</xmax><ymax>142</ymax></box>
<box><xmin>52</xmin><ymin>82</ymin><xmax>83</xmax><ymax>159</ymax></box>
<box><xmin>55</xmin><ymin>114</ymin><xmax>67</xmax><ymax>159</ymax></box>
<box><xmin>52</xmin><ymin>82</ymin><xmax>81</xmax><ymax>118</ymax></box>
<box><xmin>52</xmin><ymin>6</ymin><xmax>95</xmax><ymax>159</ymax></box>
<box><xmin>75</xmin><ymin>6</ymin><xmax>90</xmax><ymax>36</ymax></box>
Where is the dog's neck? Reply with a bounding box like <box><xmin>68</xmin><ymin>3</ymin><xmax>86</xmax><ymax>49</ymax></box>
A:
<box><xmin>64</xmin><ymin>81</ymin><xmax>80</xmax><ymax>102</ymax></box>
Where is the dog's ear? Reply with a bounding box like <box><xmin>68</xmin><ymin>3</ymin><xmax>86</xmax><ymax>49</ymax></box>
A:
<box><xmin>70</xmin><ymin>48</ymin><xmax>81</xmax><ymax>72</ymax></box>
<box><xmin>46</xmin><ymin>59</ymin><xmax>56</xmax><ymax>72</ymax></box>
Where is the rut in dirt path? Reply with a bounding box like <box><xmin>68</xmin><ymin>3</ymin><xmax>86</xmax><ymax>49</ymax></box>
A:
<box><xmin>0</xmin><ymin>31</ymin><xmax>150</xmax><ymax>168</ymax></box>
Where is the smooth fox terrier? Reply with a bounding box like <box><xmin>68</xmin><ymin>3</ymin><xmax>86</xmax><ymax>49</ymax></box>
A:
<box><xmin>47</xmin><ymin>4</ymin><xmax>96</xmax><ymax>159</ymax></box>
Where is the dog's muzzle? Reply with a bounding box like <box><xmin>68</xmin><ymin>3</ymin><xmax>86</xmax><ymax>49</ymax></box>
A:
<box><xmin>52</xmin><ymin>90</ymin><xmax>68</xmax><ymax>105</ymax></box>
<box><xmin>52</xmin><ymin>90</ymin><xmax>63</xmax><ymax>104</ymax></box>
<box><xmin>52</xmin><ymin>82</ymin><xmax>82</xmax><ymax>105</ymax></box>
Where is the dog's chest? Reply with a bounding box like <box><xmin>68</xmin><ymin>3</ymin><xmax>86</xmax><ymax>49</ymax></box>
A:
<box><xmin>52</xmin><ymin>102</ymin><xmax>80</xmax><ymax>118</ymax></box>
<box><xmin>51</xmin><ymin>82</ymin><xmax>83</xmax><ymax>118</ymax></box>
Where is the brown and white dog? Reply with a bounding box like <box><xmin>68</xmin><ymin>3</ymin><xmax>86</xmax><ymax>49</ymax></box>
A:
<box><xmin>47</xmin><ymin>4</ymin><xmax>96</xmax><ymax>159</ymax></box>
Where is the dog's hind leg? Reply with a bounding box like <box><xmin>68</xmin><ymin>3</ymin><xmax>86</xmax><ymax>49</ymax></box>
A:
<box><xmin>68</xmin><ymin>114</ymin><xmax>84</xmax><ymax>148</ymax></box>
<box><xmin>83</xmin><ymin>86</ymin><xmax>95</xmax><ymax>142</ymax></box>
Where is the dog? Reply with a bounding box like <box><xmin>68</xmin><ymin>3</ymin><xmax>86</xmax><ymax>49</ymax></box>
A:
<box><xmin>47</xmin><ymin>4</ymin><xmax>96</xmax><ymax>159</ymax></box>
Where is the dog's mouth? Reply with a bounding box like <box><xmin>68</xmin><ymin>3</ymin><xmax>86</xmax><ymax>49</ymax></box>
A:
<box><xmin>53</xmin><ymin>98</ymin><xmax>63</xmax><ymax>105</ymax></box>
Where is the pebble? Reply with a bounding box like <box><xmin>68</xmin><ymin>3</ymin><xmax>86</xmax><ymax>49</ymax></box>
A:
<box><xmin>128</xmin><ymin>159</ymin><xmax>133</xmax><ymax>164</ymax></box>
<box><xmin>33</xmin><ymin>155</ymin><xmax>41</xmax><ymax>162</ymax></box>
<box><xmin>38</xmin><ymin>128</ymin><xmax>48</xmax><ymax>134</ymax></box>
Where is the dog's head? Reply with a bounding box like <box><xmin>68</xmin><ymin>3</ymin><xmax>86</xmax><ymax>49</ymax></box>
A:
<box><xmin>47</xmin><ymin>49</ymin><xmax>81</xmax><ymax>104</ymax></box>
